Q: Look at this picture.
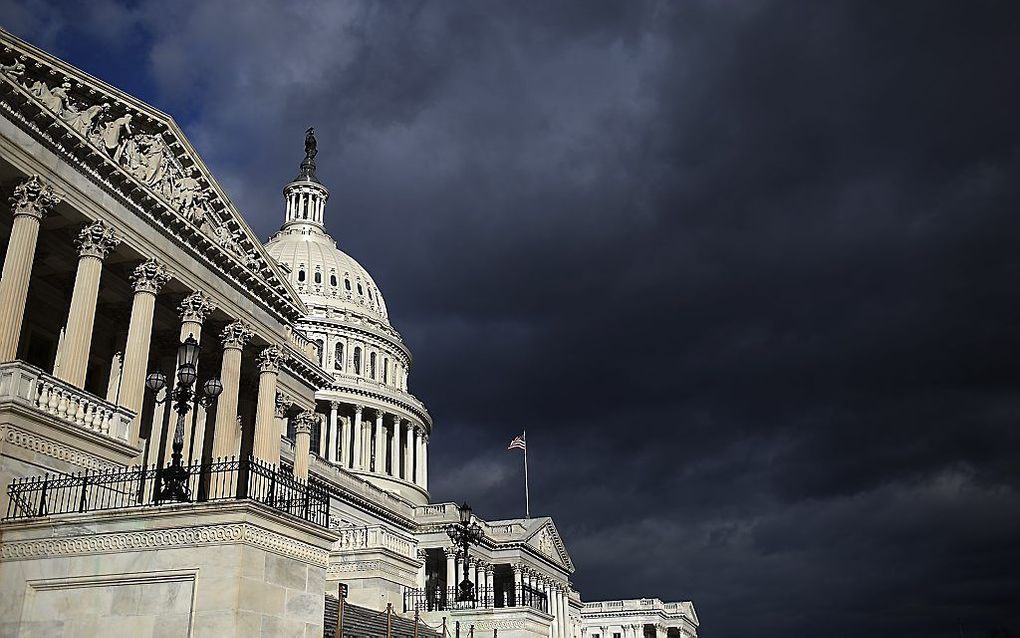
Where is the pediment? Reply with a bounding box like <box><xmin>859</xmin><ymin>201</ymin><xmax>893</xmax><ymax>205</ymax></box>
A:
<box><xmin>525</xmin><ymin>518</ymin><xmax>575</xmax><ymax>573</ymax></box>
<box><xmin>0</xmin><ymin>28</ymin><xmax>304</xmax><ymax>323</ymax></box>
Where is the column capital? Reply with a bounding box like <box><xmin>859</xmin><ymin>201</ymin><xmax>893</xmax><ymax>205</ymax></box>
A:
<box><xmin>256</xmin><ymin>345</ymin><xmax>286</xmax><ymax>372</ymax></box>
<box><xmin>484</xmin><ymin>564</ymin><xmax>495</xmax><ymax>575</ymax></box>
<box><xmin>178</xmin><ymin>291</ymin><xmax>216</xmax><ymax>323</ymax></box>
<box><xmin>330</xmin><ymin>400</ymin><xmax>340</xmax><ymax>410</ymax></box>
<box><xmin>417</xmin><ymin>548</ymin><xmax>428</xmax><ymax>561</ymax></box>
<box><xmin>292</xmin><ymin>410</ymin><xmax>319</xmax><ymax>435</ymax></box>
<box><xmin>443</xmin><ymin>545</ymin><xmax>458</xmax><ymax>558</ymax></box>
<box><xmin>130</xmin><ymin>258</ymin><xmax>171</xmax><ymax>294</ymax></box>
<box><xmin>353</xmin><ymin>404</ymin><xmax>363</xmax><ymax>415</ymax></box>
<box><xmin>11</xmin><ymin>174</ymin><xmax>61</xmax><ymax>220</ymax></box>
<box><xmin>221</xmin><ymin>320</ymin><xmax>254</xmax><ymax>350</ymax></box>
<box><xmin>512</xmin><ymin>563</ymin><xmax>524</xmax><ymax>574</ymax></box>
<box><xmin>274</xmin><ymin>390</ymin><xmax>291</xmax><ymax>418</ymax></box>
<box><xmin>75</xmin><ymin>220</ymin><xmax>119</xmax><ymax>260</ymax></box>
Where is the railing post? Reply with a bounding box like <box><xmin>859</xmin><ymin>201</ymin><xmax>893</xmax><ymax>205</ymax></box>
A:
<box><xmin>236</xmin><ymin>455</ymin><xmax>250</xmax><ymax>501</ymax></box>
<box><xmin>77</xmin><ymin>470</ymin><xmax>89</xmax><ymax>513</ymax></box>
<box><xmin>37</xmin><ymin>475</ymin><xmax>48</xmax><ymax>517</ymax></box>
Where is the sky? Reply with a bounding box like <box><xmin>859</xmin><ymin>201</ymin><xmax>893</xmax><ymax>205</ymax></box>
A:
<box><xmin>4</xmin><ymin>1</ymin><xmax>1020</xmax><ymax>636</ymax></box>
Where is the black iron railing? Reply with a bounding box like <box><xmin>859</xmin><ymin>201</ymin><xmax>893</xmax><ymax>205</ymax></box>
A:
<box><xmin>403</xmin><ymin>585</ymin><xmax>548</xmax><ymax>613</ymax></box>
<box><xmin>4</xmin><ymin>456</ymin><xmax>329</xmax><ymax>528</ymax></box>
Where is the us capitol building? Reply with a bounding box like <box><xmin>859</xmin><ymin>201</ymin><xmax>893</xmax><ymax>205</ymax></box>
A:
<box><xmin>0</xmin><ymin>28</ymin><xmax>699</xmax><ymax>638</ymax></box>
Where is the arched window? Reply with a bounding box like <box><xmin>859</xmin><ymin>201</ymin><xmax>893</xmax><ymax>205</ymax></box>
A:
<box><xmin>367</xmin><ymin>289</ymin><xmax>373</xmax><ymax>301</ymax></box>
<box><xmin>330</xmin><ymin>274</ymin><xmax>338</xmax><ymax>287</ymax></box>
<box><xmin>297</xmin><ymin>269</ymin><xmax>306</xmax><ymax>282</ymax></box>
<box><xmin>344</xmin><ymin>279</ymin><xmax>351</xmax><ymax>291</ymax></box>
<box><xmin>353</xmin><ymin>347</ymin><xmax>362</xmax><ymax>375</ymax></box>
<box><xmin>334</xmin><ymin>342</ymin><xmax>344</xmax><ymax>371</ymax></box>
<box><xmin>357</xmin><ymin>283</ymin><xmax>364</xmax><ymax>296</ymax></box>
<box><xmin>383</xmin><ymin>358</ymin><xmax>389</xmax><ymax>384</ymax></box>
<box><xmin>314</xmin><ymin>339</ymin><xmax>325</xmax><ymax>367</ymax></box>
<box><xmin>314</xmin><ymin>270</ymin><xmax>322</xmax><ymax>284</ymax></box>
<box><xmin>369</xmin><ymin>352</ymin><xmax>377</xmax><ymax>379</ymax></box>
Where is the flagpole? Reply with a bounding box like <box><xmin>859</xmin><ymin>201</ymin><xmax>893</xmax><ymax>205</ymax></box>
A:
<box><xmin>523</xmin><ymin>429</ymin><xmax>530</xmax><ymax>519</ymax></box>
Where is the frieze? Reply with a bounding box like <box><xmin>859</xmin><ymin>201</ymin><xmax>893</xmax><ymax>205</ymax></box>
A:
<box><xmin>3</xmin><ymin>425</ymin><xmax>119</xmax><ymax>471</ymax></box>
<box><xmin>0</xmin><ymin>521</ymin><xmax>329</xmax><ymax>567</ymax></box>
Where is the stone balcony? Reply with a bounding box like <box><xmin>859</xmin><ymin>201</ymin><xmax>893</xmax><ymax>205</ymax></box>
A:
<box><xmin>334</xmin><ymin>524</ymin><xmax>416</xmax><ymax>559</ymax></box>
<box><xmin>0</xmin><ymin>360</ymin><xmax>139</xmax><ymax>486</ymax></box>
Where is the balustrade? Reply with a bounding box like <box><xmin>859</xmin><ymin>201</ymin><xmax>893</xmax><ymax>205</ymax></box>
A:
<box><xmin>333</xmin><ymin>524</ymin><xmax>415</xmax><ymax>557</ymax></box>
<box><xmin>0</xmin><ymin>361</ymin><xmax>133</xmax><ymax>442</ymax></box>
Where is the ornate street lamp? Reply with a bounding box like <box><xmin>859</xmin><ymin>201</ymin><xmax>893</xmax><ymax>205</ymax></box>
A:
<box><xmin>447</xmin><ymin>501</ymin><xmax>484</xmax><ymax>602</ymax></box>
<box><xmin>145</xmin><ymin>334</ymin><xmax>223</xmax><ymax>502</ymax></box>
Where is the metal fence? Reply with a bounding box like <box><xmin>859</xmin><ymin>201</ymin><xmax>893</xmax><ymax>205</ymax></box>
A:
<box><xmin>404</xmin><ymin>585</ymin><xmax>548</xmax><ymax>614</ymax></box>
<box><xmin>4</xmin><ymin>455</ymin><xmax>329</xmax><ymax>528</ymax></box>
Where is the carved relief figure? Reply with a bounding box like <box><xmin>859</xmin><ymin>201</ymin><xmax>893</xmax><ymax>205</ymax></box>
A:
<box><xmin>102</xmin><ymin>113</ymin><xmax>133</xmax><ymax>161</ymax></box>
<box><xmin>0</xmin><ymin>56</ymin><xmax>25</xmax><ymax>79</ymax></box>
<box><xmin>61</xmin><ymin>103</ymin><xmax>106</xmax><ymax>137</ymax></box>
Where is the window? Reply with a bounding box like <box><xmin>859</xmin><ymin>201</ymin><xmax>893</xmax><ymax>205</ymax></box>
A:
<box><xmin>330</xmin><ymin>274</ymin><xmax>337</xmax><ymax>287</ymax></box>
<box><xmin>334</xmin><ymin>342</ymin><xmax>344</xmax><ymax>371</ymax></box>
<box><xmin>615</xmin><ymin>634</ymin><xmax>621</xmax><ymax>638</ymax></box>
<box><xmin>314</xmin><ymin>270</ymin><xmax>322</xmax><ymax>284</ymax></box>
<box><xmin>314</xmin><ymin>339</ymin><xmax>324</xmax><ymax>367</ymax></box>
<box><xmin>357</xmin><ymin>283</ymin><xmax>364</xmax><ymax>295</ymax></box>
<box><xmin>353</xmin><ymin>347</ymin><xmax>362</xmax><ymax>375</ymax></box>
<box><xmin>344</xmin><ymin>278</ymin><xmax>351</xmax><ymax>291</ymax></box>
<box><xmin>297</xmin><ymin>269</ymin><xmax>306</xmax><ymax>282</ymax></box>
<box><xmin>383</xmin><ymin>358</ymin><xmax>389</xmax><ymax>383</ymax></box>
<box><xmin>367</xmin><ymin>288</ymin><xmax>373</xmax><ymax>300</ymax></box>
<box><xmin>369</xmin><ymin>352</ymin><xmax>377</xmax><ymax>379</ymax></box>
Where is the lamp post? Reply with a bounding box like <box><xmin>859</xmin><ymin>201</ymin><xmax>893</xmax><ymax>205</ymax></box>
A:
<box><xmin>145</xmin><ymin>334</ymin><xmax>223</xmax><ymax>502</ymax></box>
<box><xmin>447</xmin><ymin>501</ymin><xmax>484</xmax><ymax>603</ymax></box>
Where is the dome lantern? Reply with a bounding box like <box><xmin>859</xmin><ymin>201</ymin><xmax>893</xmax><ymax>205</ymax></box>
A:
<box><xmin>282</xmin><ymin>127</ymin><xmax>330</xmax><ymax>230</ymax></box>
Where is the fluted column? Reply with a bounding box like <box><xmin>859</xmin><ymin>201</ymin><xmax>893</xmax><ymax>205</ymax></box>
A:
<box><xmin>0</xmin><ymin>176</ymin><xmax>60</xmax><ymax>361</ymax></box>
<box><xmin>388</xmin><ymin>415</ymin><xmax>400</xmax><ymax>476</ymax></box>
<box><xmin>340</xmin><ymin>414</ymin><xmax>351</xmax><ymax>467</ymax></box>
<box><xmin>163</xmin><ymin>291</ymin><xmax>216</xmax><ymax>465</ymax></box>
<box><xmin>352</xmin><ymin>405</ymin><xmax>364</xmax><ymax>470</ymax></box>
<box><xmin>57</xmin><ymin>220</ymin><xmax>119</xmax><ymax>387</ymax></box>
<box><xmin>417</xmin><ymin>549</ymin><xmax>428</xmax><ymax>589</ymax></box>
<box><xmin>445</xmin><ymin>547</ymin><xmax>457</xmax><ymax>595</ymax></box>
<box><xmin>484</xmin><ymin>564</ymin><xmax>494</xmax><ymax>605</ymax></box>
<box><xmin>119</xmin><ymin>259</ymin><xmax>170</xmax><ymax>442</ymax></box>
<box><xmin>546</xmin><ymin>580</ymin><xmax>557</xmax><ymax>638</ymax></box>
<box><xmin>253</xmin><ymin>346</ymin><xmax>286</xmax><ymax>465</ymax></box>
<box><xmin>211</xmin><ymin>321</ymin><xmax>253</xmax><ymax>458</ymax></box>
<box><xmin>557</xmin><ymin>585</ymin><xmax>568</xmax><ymax>638</ymax></box>
<box><xmin>421</xmin><ymin>433</ymin><xmax>429</xmax><ymax>489</ymax></box>
<box><xmin>412</xmin><ymin>427</ymin><xmax>423</xmax><ymax>486</ymax></box>
<box><xmin>404</xmin><ymin>423</ymin><xmax>414</xmax><ymax>481</ymax></box>
<box><xmin>293</xmin><ymin>410</ymin><xmax>316</xmax><ymax>481</ymax></box>
<box><xmin>328</xmin><ymin>401</ymin><xmax>339</xmax><ymax>463</ymax></box>
<box><xmin>512</xmin><ymin>564</ymin><xmax>524</xmax><ymax>607</ymax></box>
<box><xmin>371</xmin><ymin>410</ymin><xmax>383</xmax><ymax>472</ymax></box>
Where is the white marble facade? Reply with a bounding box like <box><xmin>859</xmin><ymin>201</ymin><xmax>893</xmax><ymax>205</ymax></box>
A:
<box><xmin>0</xmin><ymin>26</ymin><xmax>698</xmax><ymax>638</ymax></box>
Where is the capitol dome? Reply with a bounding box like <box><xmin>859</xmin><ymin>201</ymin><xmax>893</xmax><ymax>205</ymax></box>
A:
<box><xmin>266</xmin><ymin>226</ymin><xmax>390</xmax><ymax>324</ymax></box>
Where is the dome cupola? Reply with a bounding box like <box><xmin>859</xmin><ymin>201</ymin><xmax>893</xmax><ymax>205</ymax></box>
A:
<box><xmin>282</xmin><ymin>127</ymin><xmax>329</xmax><ymax>231</ymax></box>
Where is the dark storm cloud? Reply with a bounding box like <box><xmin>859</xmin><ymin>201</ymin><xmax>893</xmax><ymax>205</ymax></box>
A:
<box><xmin>5</xmin><ymin>1</ymin><xmax>1020</xmax><ymax>635</ymax></box>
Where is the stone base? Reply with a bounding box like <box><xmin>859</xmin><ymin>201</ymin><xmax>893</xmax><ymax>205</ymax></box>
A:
<box><xmin>0</xmin><ymin>500</ymin><xmax>338</xmax><ymax>637</ymax></box>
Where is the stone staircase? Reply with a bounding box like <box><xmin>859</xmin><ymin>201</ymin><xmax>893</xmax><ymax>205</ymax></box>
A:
<box><xmin>324</xmin><ymin>595</ymin><xmax>443</xmax><ymax>638</ymax></box>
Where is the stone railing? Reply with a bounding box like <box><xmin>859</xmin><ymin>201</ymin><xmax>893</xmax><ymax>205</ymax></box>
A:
<box><xmin>0</xmin><ymin>361</ymin><xmax>133</xmax><ymax>443</ymax></box>
<box><xmin>330</xmin><ymin>372</ymin><xmax>429</xmax><ymax>417</ymax></box>
<box><xmin>416</xmin><ymin>503</ymin><xmax>452</xmax><ymax>519</ymax></box>
<box><xmin>333</xmin><ymin>524</ymin><xmax>416</xmax><ymax>558</ymax></box>
<box><xmin>285</xmin><ymin>325</ymin><xmax>319</xmax><ymax>361</ymax></box>
<box><xmin>308</xmin><ymin>454</ymin><xmax>417</xmax><ymax>518</ymax></box>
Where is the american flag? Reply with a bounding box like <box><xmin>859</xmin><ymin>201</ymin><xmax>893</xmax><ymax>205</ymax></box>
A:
<box><xmin>507</xmin><ymin>434</ymin><xmax>526</xmax><ymax>451</ymax></box>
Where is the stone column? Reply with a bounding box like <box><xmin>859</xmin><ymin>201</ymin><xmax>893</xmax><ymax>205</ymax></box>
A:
<box><xmin>558</xmin><ymin>586</ymin><xmax>568</xmax><ymax>638</ymax></box>
<box><xmin>211</xmin><ymin>321</ymin><xmax>253</xmax><ymax>459</ymax></box>
<box><xmin>0</xmin><ymin>176</ymin><xmax>60</xmax><ymax>361</ymax></box>
<box><xmin>484</xmin><ymin>564</ymin><xmax>494</xmax><ymax>606</ymax></box>
<box><xmin>253</xmin><ymin>346</ymin><xmax>286</xmax><ymax>465</ymax></box>
<box><xmin>274</xmin><ymin>392</ymin><xmax>289</xmax><ymax>445</ymax></box>
<box><xmin>412</xmin><ymin>427</ymin><xmax>423</xmax><ymax>486</ymax></box>
<box><xmin>328</xmin><ymin>401</ymin><xmax>339</xmax><ymax>462</ymax></box>
<box><xmin>388</xmin><ymin>415</ymin><xmax>400</xmax><ymax>476</ymax></box>
<box><xmin>546</xmin><ymin>580</ymin><xmax>557</xmax><ymax>638</ymax></box>
<box><xmin>371</xmin><ymin>410</ymin><xmax>383</xmax><ymax>472</ymax></box>
<box><xmin>512</xmin><ymin>564</ymin><xmax>524</xmax><ymax>607</ymax></box>
<box><xmin>422</xmin><ymin>434</ymin><xmax>430</xmax><ymax>489</ymax></box>
<box><xmin>404</xmin><ymin>423</ymin><xmax>414</xmax><ymax>481</ymax></box>
<box><xmin>445</xmin><ymin>547</ymin><xmax>457</xmax><ymax>600</ymax></box>
<box><xmin>340</xmin><ymin>414</ymin><xmax>351</xmax><ymax>467</ymax></box>
<box><xmin>417</xmin><ymin>549</ymin><xmax>428</xmax><ymax>589</ymax></box>
<box><xmin>352</xmin><ymin>405</ymin><xmax>363</xmax><ymax>470</ymax></box>
<box><xmin>293</xmin><ymin>410</ymin><xmax>316</xmax><ymax>481</ymax></box>
<box><xmin>57</xmin><ymin>220</ymin><xmax>119</xmax><ymax>387</ymax></box>
<box><xmin>119</xmin><ymin>259</ymin><xmax>170</xmax><ymax>440</ymax></box>
<box><xmin>161</xmin><ymin>292</ymin><xmax>216</xmax><ymax>465</ymax></box>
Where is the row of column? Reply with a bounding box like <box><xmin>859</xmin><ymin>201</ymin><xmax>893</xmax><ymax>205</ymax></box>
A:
<box><xmin>0</xmin><ymin>175</ymin><xmax>296</xmax><ymax>473</ymax></box>
<box><xmin>513</xmin><ymin>563</ymin><xmax>571</xmax><ymax>638</ymax></box>
<box><xmin>442</xmin><ymin>548</ymin><xmax>495</xmax><ymax>596</ymax></box>
<box><xmin>317</xmin><ymin>401</ymin><xmax>428</xmax><ymax>490</ymax></box>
